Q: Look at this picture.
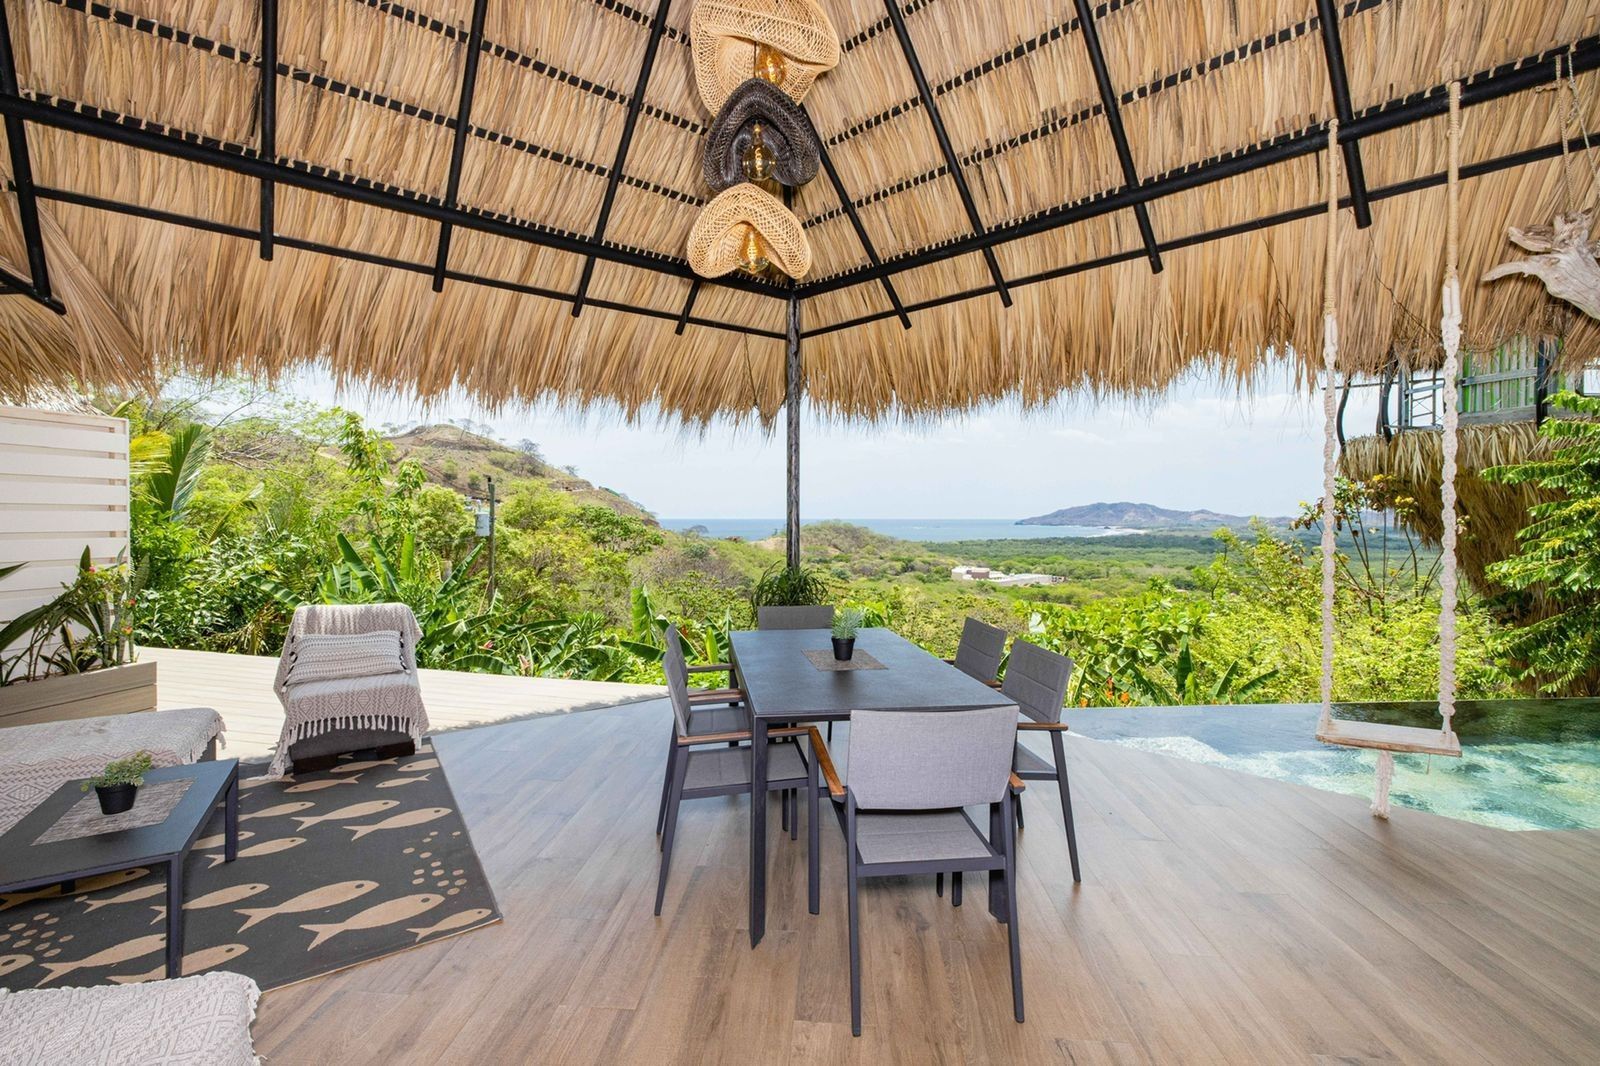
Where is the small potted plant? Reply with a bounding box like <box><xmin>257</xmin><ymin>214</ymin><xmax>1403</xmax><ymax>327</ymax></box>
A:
<box><xmin>83</xmin><ymin>751</ymin><xmax>154</xmax><ymax>815</ymax></box>
<box><xmin>831</xmin><ymin>608</ymin><xmax>865</xmax><ymax>662</ymax></box>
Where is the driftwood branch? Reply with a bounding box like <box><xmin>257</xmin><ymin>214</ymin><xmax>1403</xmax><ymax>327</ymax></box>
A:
<box><xmin>1482</xmin><ymin>210</ymin><xmax>1600</xmax><ymax>320</ymax></box>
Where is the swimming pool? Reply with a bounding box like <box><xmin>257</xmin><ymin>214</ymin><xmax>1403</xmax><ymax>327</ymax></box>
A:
<box><xmin>1070</xmin><ymin>699</ymin><xmax>1600</xmax><ymax>831</ymax></box>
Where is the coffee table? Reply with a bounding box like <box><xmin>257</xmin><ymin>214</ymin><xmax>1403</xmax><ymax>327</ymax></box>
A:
<box><xmin>0</xmin><ymin>759</ymin><xmax>239</xmax><ymax>979</ymax></box>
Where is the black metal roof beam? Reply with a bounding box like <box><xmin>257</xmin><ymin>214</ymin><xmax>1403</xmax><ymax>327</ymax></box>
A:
<box><xmin>0</xmin><ymin>91</ymin><xmax>788</xmax><ymax>299</ymax></box>
<box><xmin>30</xmin><ymin>183</ymin><xmax>783</xmax><ymax>338</ymax></box>
<box><xmin>0</xmin><ymin>3</ymin><xmax>53</xmax><ymax>303</ymax></box>
<box><xmin>257</xmin><ymin>0</ymin><xmax>276</xmax><ymax>259</ymax></box>
<box><xmin>1315</xmin><ymin>0</ymin><xmax>1372</xmax><ymax>228</ymax></box>
<box><xmin>672</xmin><ymin>279</ymin><xmax>701</xmax><ymax>335</ymax></box>
<box><xmin>431</xmin><ymin>0</ymin><xmax>488</xmax><ymax>291</ymax></box>
<box><xmin>881</xmin><ymin>0</ymin><xmax>1012</xmax><ymax>306</ymax></box>
<box><xmin>804</xmin><ymin>129</ymin><xmax>1599</xmax><ymax>338</ymax></box>
<box><xmin>800</xmin><ymin>108</ymin><xmax>911</xmax><ymax>329</ymax></box>
<box><xmin>572</xmin><ymin>0</ymin><xmax>671</xmax><ymax>317</ymax></box>
<box><xmin>798</xmin><ymin>34</ymin><xmax>1600</xmax><ymax>298</ymax></box>
<box><xmin>1073</xmin><ymin>0</ymin><xmax>1161</xmax><ymax>273</ymax></box>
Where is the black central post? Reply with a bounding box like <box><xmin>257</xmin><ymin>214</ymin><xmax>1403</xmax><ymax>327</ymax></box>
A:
<box><xmin>785</xmin><ymin>288</ymin><xmax>802</xmax><ymax>570</ymax></box>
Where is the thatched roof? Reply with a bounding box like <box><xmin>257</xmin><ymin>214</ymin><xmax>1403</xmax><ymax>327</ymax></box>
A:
<box><xmin>0</xmin><ymin>1</ymin><xmax>1598</xmax><ymax>422</ymax></box>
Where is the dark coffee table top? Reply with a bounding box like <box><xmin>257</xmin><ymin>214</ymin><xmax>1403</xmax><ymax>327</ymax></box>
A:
<box><xmin>0</xmin><ymin>760</ymin><xmax>238</xmax><ymax>893</ymax></box>
<box><xmin>730</xmin><ymin>627</ymin><xmax>1015</xmax><ymax>721</ymax></box>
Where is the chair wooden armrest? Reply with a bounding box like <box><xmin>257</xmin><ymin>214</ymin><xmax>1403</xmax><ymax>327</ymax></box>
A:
<box><xmin>984</xmin><ymin>679</ymin><xmax>1003</xmax><ymax>689</ymax></box>
<box><xmin>1017</xmin><ymin>721</ymin><xmax>1069</xmax><ymax>732</ymax></box>
<box><xmin>676</xmin><ymin>725</ymin><xmax>809</xmax><ymax>747</ymax></box>
<box><xmin>687</xmin><ymin>687</ymin><xmax>745</xmax><ymax>706</ymax></box>
<box><xmin>804</xmin><ymin>726</ymin><xmax>845</xmax><ymax>798</ymax></box>
<box><xmin>1010</xmin><ymin>773</ymin><xmax>1026</xmax><ymax>793</ymax></box>
<box><xmin>685</xmin><ymin>662</ymin><xmax>732</xmax><ymax>675</ymax></box>
<box><xmin>942</xmin><ymin>657</ymin><xmax>956</xmax><ymax>665</ymax></box>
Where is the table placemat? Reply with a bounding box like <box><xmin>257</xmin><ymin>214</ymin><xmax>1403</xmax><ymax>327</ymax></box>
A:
<box><xmin>33</xmin><ymin>778</ymin><xmax>194</xmax><ymax>845</ymax></box>
<box><xmin>802</xmin><ymin>648</ymin><xmax>888</xmax><ymax>672</ymax></box>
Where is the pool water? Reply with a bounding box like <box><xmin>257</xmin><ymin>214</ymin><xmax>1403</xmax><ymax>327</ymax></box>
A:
<box><xmin>1070</xmin><ymin>699</ymin><xmax>1600</xmax><ymax>831</ymax></box>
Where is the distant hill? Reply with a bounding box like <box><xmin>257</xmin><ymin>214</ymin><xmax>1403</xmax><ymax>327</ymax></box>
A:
<box><xmin>385</xmin><ymin>424</ymin><xmax>656</xmax><ymax>522</ymax></box>
<box><xmin>1017</xmin><ymin>501</ymin><xmax>1288</xmax><ymax>530</ymax></box>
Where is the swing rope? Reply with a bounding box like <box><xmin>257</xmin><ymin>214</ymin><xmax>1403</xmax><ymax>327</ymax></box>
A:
<box><xmin>1438</xmin><ymin>81</ymin><xmax>1462</xmax><ymax>745</ymax></box>
<box><xmin>1316</xmin><ymin>119</ymin><xmax>1341</xmax><ymax>737</ymax></box>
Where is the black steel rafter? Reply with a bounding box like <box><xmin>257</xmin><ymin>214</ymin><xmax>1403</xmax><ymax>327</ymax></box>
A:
<box><xmin>803</xmin><ymin>130</ymin><xmax>1600</xmax><ymax>338</ymax></box>
<box><xmin>257</xmin><ymin>0</ymin><xmax>277</xmax><ymax>258</ymax></box>
<box><xmin>1315</xmin><ymin>0</ymin><xmax>1372</xmax><ymax>228</ymax></box>
<box><xmin>672</xmin><ymin>278</ymin><xmax>702</xmax><ymax>335</ymax></box>
<box><xmin>802</xmin><ymin>107</ymin><xmax>911</xmax><ymax>329</ymax></box>
<box><xmin>1074</xmin><ymin>0</ymin><xmax>1161</xmax><ymax>273</ymax></box>
<box><xmin>30</xmin><ymin>184</ymin><xmax>784</xmax><ymax>338</ymax></box>
<box><xmin>0</xmin><ymin>92</ymin><xmax>786</xmax><ymax>298</ymax></box>
<box><xmin>797</xmin><ymin>35</ymin><xmax>1600</xmax><ymax>298</ymax></box>
<box><xmin>432</xmin><ymin>0</ymin><xmax>490</xmax><ymax>291</ymax></box>
<box><xmin>572</xmin><ymin>0</ymin><xmax>671</xmax><ymax>317</ymax></box>
<box><xmin>881</xmin><ymin>0</ymin><xmax>1012</xmax><ymax>306</ymax></box>
<box><xmin>0</xmin><ymin>1</ymin><xmax>59</xmax><ymax>312</ymax></box>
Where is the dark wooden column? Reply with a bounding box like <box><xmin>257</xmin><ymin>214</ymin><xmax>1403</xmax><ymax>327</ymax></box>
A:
<box><xmin>785</xmin><ymin>288</ymin><xmax>802</xmax><ymax>570</ymax></box>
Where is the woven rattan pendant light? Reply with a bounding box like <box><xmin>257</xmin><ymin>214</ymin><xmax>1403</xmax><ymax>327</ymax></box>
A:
<box><xmin>687</xmin><ymin>183</ymin><xmax>813</xmax><ymax>278</ymax></box>
<box><xmin>690</xmin><ymin>0</ymin><xmax>840</xmax><ymax>115</ymax></box>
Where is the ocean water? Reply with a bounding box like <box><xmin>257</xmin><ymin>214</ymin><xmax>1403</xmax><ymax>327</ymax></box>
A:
<box><xmin>1070</xmin><ymin>699</ymin><xmax>1600</xmax><ymax>831</ymax></box>
<box><xmin>659</xmin><ymin>518</ymin><xmax>1143</xmax><ymax>542</ymax></box>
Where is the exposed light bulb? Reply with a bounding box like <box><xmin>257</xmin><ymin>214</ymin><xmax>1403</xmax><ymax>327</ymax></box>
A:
<box><xmin>753</xmin><ymin>43</ymin><xmax>787</xmax><ymax>86</ymax></box>
<box><xmin>739</xmin><ymin>225</ymin><xmax>772</xmax><ymax>275</ymax></box>
<box><xmin>742</xmin><ymin>124</ymin><xmax>776</xmax><ymax>182</ymax></box>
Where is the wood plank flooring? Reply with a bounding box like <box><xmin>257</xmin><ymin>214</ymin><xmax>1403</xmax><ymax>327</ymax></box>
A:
<box><xmin>147</xmin><ymin>646</ymin><xmax>663</xmax><ymax>761</ymax></box>
<box><xmin>249</xmin><ymin>698</ymin><xmax>1600</xmax><ymax>1064</ymax></box>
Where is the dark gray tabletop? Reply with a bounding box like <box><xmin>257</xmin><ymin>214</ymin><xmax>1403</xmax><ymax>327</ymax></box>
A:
<box><xmin>0</xmin><ymin>760</ymin><xmax>238</xmax><ymax>892</ymax></box>
<box><xmin>730</xmin><ymin>627</ymin><xmax>1014</xmax><ymax>721</ymax></box>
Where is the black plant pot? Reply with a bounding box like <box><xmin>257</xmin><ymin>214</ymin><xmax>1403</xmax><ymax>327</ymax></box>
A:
<box><xmin>96</xmin><ymin>783</ymin><xmax>138</xmax><ymax>816</ymax></box>
<box><xmin>831</xmin><ymin>636</ymin><xmax>855</xmax><ymax>662</ymax></box>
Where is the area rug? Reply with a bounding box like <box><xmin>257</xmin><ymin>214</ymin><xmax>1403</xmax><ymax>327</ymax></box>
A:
<box><xmin>0</xmin><ymin>743</ymin><xmax>500</xmax><ymax>992</ymax></box>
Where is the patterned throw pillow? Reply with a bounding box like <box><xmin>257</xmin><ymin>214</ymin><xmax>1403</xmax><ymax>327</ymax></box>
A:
<box><xmin>284</xmin><ymin>630</ymin><xmax>406</xmax><ymax>687</ymax></box>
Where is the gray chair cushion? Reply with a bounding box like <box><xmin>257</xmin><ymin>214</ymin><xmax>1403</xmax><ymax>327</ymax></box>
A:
<box><xmin>1002</xmin><ymin>639</ymin><xmax>1073</xmax><ymax>724</ymax></box>
<box><xmin>952</xmin><ymin>617</ymin><xmax>1006</xmax><ymax>683</ymax></box>
<box><xmin>685</xmin><ymin>742</ymin><xmax>808</xmax><ymax>790</ymax></box>
<box><xmin>1013</xmin><ymin>742</ymin><xmax>1055</xmax><ymax>776</ymax></box>
<box><xmin>854</xmin><ymin>810</ymin><xmax>993</xmax><ymax>865</ymax></box>
<box><xmin>847</xmin><ymin>707</ymin><xmax>1017</xmax><ymax>810</ymax></box>
<box><xmin>757</xmin><ymin>605</ymin><xmax>835</xmax><ymax>630</ymax></box>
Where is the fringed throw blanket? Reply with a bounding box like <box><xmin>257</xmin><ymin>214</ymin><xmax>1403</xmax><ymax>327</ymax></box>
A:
<box><xmin>269</xmin><ymin>605</ymin><xmax>430</xmax><ymax>778</ymax></box>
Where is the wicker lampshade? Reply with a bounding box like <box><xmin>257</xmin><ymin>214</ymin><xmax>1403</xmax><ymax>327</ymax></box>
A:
<box><xmin>703</xmin><ymin>79</ymin><xmax>820</xmax><ymax>191</ymax></box>
<box><xmin>686</xmin><ymin>183</ymin><xmax>812</xmax><ymax>279</ymax></box>
<box><xmin>689</xmin><ymin>0</ymin><xmax>840</xmax><ymax>115</ymax></box>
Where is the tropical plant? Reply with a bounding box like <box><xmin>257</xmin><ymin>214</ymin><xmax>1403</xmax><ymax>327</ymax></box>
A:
<box><xmin>1292</xmin><ymin>474</ymin><xmax>1441</xmax><ymax>619</ymax></box>
<box><xmin>832</xmin><ymin>607</ymin><xmax>865</xmax><ymax>640</ymax></box>
<box><xmin>142</xmin><ymin>423</ymin><xmax>213</xmax><ymax>522</ymax></box>
<box><xmin>0</xmin><ymin>549</ymin><xmax>139</xmax><ymax>685</ymax></box>
<box><xmin>83</xmin><ymin>751</ymin><xmax>153</xmax><ymax>791</ymax></box>
<box><xmin>1483</xmin><ymin>390</ymin><xmax>1600</xmax><ymax>692</ymax></box>
<box><xmin>749</xmin><ymin>563</ymin><xmax>831</xmax><ymax>608</ymax></box>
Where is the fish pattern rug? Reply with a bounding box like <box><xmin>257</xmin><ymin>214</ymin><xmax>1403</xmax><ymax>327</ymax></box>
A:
<box><xmin>0</xmin><ymin>743</ymin><xmax>500</xmax><ymax>992</ymax></box>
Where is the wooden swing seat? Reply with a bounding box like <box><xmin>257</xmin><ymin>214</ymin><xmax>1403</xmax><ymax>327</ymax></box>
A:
<box><xmin>1316</xmin><ymin>719</ymin><xmax>1462</xmax><ymax>757</ymax></box>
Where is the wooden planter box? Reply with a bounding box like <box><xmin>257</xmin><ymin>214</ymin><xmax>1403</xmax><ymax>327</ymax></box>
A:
<box><xmin>0</xmin><ymin>660</ymin><xmax>158</xmax><ymax>728</ymax></box>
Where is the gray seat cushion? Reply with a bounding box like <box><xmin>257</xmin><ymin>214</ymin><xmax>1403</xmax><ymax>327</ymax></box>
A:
<box><xmin>687</xmin><ymin>705</ymin><xmax>749</xmax><ymax>735</ymax></box>
<box><xmin>853</xmin><ymin>810</ymin><xmax>993</xmax><ymax>865</ymax></box>
<box><xmin>1013</xmin><ymin>742</ymin><xmax>1055</xmax><ymax>776</ymax></box>
<box><xmin>685</xmin><ymin>742</ymin><xmax>807</xmax><ymax>790</ymax></box>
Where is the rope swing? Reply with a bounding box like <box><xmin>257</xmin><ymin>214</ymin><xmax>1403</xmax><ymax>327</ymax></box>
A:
<box><xmin>1314</xmin><ymin>88</ymin><xmax>1463</xmax><ymax>818</ymax></box>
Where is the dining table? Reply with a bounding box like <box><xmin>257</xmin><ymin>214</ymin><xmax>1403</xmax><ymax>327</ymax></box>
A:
<box><xmin>728</xmin><ymin>626</ymin><xmax>1016</xmax><ymax>947</ymax></box>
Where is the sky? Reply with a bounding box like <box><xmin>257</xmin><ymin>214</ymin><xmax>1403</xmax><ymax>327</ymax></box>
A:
<box><xmin>299</xmin><ymin>364</ymin><xmax>1376</xmax><ymax>521</ymax></box>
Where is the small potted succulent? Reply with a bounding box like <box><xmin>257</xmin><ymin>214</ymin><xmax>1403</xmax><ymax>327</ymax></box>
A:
<box><xmin>831</xmin><ymin>608</ymin><xmax>865</xmax><ymax>662</ymax></box>
<box><xmin>83</xmin><ymin>751</ymin><xmax>154</xmax><ymax>815</ymax></box>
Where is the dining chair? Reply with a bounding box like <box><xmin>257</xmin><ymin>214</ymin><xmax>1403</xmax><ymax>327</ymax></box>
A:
<box><xmin>1002</xmin><ymin>638</ymin><xmax>1081</xmax><ymax>882</ymax></box>
<box><xmin>654</xmin><ymin>633</ymin><xmax>753</xmax><ymax>837</ymax></box>
<box><xmin>816</xmin><ymin>707</ymin><xmax>1026</xmax><ymax>1036</ymax></box>
<box><xmin>756</xmin><ymin>604</ymin><xmax>836</xmax><ymax>630</ymax></box>
<box><xmin>655</xmin><ymin>627</ymin><xmax>823</xmax><ymax>917</ymax></box>
<box><xmin>945</xmin><ymin>616</ymin><xmax>1007</xmax><ymax>686</ymax></box>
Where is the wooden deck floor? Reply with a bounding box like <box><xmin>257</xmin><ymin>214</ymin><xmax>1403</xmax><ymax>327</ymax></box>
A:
<box><xmin>147</xmin><ymin>646</ymin><xmax>662</xmax><ymax>762</ymax></box>
<box><xmin>248</xmin><ymin>698</ymin><xmax>1600</xmax><ymax>1064</ymax></box>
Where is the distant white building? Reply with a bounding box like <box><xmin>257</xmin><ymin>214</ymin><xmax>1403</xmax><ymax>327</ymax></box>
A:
<box><xmin>951</xmin><ymin>565</ymin><xmax>1062</xmax><ymax>588</ymax></box>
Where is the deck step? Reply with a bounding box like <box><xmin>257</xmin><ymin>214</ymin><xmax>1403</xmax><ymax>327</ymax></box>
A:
<box><xmin>1316</xmin><ymin>719</ymin><xmax>1462</xmax><ymax>757</ymax></box>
